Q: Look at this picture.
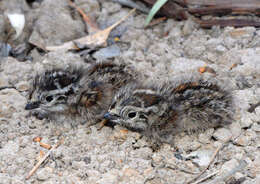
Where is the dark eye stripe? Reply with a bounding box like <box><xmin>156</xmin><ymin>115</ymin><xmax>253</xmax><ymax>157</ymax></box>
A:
<box><xmin>110</xmin><ymin>102</ymin><xmax>116</xmax><ymax>109</ymax></box>
<box><xmin>128</xmin><ymin>112</ymin><xmax>136</xmax><ymax>118</ymax></box>
<box><xmin>45</xmin><ymin>96</ymin><xmax>53</xmax><ymax>102</ymax></box>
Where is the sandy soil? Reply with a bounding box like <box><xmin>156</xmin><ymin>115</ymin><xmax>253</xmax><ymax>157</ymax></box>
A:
<box><xmin>0</xmin><ymin>0</ymin><xmax>260</xmax><ymax>183</ymax></box>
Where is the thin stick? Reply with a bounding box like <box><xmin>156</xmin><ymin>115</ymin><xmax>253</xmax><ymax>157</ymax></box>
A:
<box><xmin>26</xmin><ymin>138</ymin><xmax>64</xmax><ymax>180</ymax></box>
<box><xmin>186</xmin><ymin>140</ymin><xmax>229</xmax><ymax>184</ymax></box>
<box><xmin>147</xmin><ymin>17</ymin><xmax>167</xmax><ymax>27</ymax></box>
<box><xmin>192</xmin><ymin>171</ymin><xmax>218</xmax><ymax>184</ymax></box>
<box><xmin>105</xmin><ymin>8</ymin><xmax>136</xmax><ymax>32</ymax></box>
<box><xmin>68</xmin><ymin>0</ymin><xmax>99</xmax><ymax>33</ymax></box>
<box><xmin>165</xmin><ymin>164</ymin><xmax>200</xmax><ymax>175</ymax></box>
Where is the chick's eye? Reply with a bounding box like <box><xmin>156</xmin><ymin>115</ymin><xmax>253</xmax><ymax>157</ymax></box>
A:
<box><xmin>45</xmin><ymin>96</ymin><xmax>53</xmax><ymax>102</ymax></box>
<box><xmin>128</xmin><ymin>112</ymin><xmax>137</xmax><ymax>119</ymax></box>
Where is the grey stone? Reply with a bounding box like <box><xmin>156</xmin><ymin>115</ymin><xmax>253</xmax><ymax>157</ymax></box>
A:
<box><xmin>198</xmin><ymin>128</ymin><xmax>214</xmax><ymax>144</ymax></box>
<box><xmin>93</xmin><ymin>45</ymin><xmax>121</xmax><ymax>60</ymax></box>
<box><xmin>0</xmin><ymin>89</ymin><xmax>27</xmax><ymax>118</ymax></box>
<box><xmin>175</xmin><ymin>134</ymin><xmax>201</xmax><ymax>152</ymax></box>
<box><xmin>1</xmin><ymin>57</ymin><xmax>33</xmax><ymax>85</ymax></box>
<box><xmin>182</xmin><ymin>18</ymin><xmax>197</xmax><ymax>36</ymax></box>
<box><xmin>230</xmin><ymin>122</ymin><xmax>242</xmax><ymax>140</ymax></box>
<box><xmin>252</xmin><ymin>123</ymin><xmax>260</xmax><ymax>132</ymax></box>
<box><xmin>240</xmin><ymin>112</ymin><xmax>257</xmax><ymax>128</ymax></box>
<box><xmin>16</xmin><ymin>81</ymin><xmax>30</xmax><ymax>91</ymax></box>
<box><xmin>29</xmin><ymin>0</ymin><xmax>86</xmax><ymax>47</ymax></box>
<box><xmin>234</xmin><ymin>134</ymin><xmax>250</xmax><ymax>146</ymax></box>
<box><xmin>234</xmin><ymin>130</ymin><xmax>256</xmax><ymax>146</ymax></box>
<box><xmin>220</xmin><ymin>159</ymin><xmax>239</xmax><ymax>175</ymax></box>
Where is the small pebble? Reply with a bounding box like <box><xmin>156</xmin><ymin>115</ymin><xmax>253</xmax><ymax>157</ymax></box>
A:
<box><xmin>220</xmin><ymin>159</ymin><xmax>239</xmax><ymax>175</ymax></box>
<box><xmin>213</xmin><ymin>128</ymin><xmax>232</xmax><ymax>142</ymax></box>
<box><xmin>37</xmin><ymin>167</ymin><xmax>53</xmax><ymax>181</ymax></box>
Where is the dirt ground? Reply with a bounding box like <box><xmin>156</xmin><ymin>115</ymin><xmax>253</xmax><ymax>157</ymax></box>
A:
<box><xmin>0</xmin><ymin>0</ymin><xmax>260</xmax><ymax>183</ymax></box>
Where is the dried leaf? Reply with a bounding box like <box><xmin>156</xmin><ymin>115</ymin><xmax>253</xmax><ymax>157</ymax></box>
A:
<box><xmin>198</xmin><ymin>66</ymin><xmax>216</xmax><ymax>75</ymax></box>
<box><xmin>198</xmin><ymin>66</ymin><xmax>206</xmax><ymax>73</ymax></box>
<box><xmin>39</xmin><ymin>142</ymin><xmax>52</xmax><ymax>150</ymax></box>
<box><xmin>46</xmin><ymin>9</ymin><xmax>136</xmax><ymax>51</ymax></box>
<box><xmin>33</xmin><ymin>136</ymin><xmax>42</xmax><ymax>142</ymax></box>
<box><xmin>230</xmin><ymin>63</ymin><xmax>238</xmax><ymax>70</ymax></box>
<box><xmin>120</xmin><ymin>129</ymin><xmax>129</xmax><ymax>134</ymax></box>
<box><xmin>68</xmin><ymin>0</ymin><xmax>100</xmax><ymax>34</ymax></box>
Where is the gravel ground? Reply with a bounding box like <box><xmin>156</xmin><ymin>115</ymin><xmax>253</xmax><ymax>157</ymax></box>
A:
<box><xmin>0</xmin><ymin>0</ymin><xmax>260</xmax><ymax>183</ymax></box>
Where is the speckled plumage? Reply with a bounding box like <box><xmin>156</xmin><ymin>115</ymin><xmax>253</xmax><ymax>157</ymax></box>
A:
<box><xmin>105</xmin><ymin>73</ymin><xmax>234</xmax><ymax>146</ymax></box>
<box><xmin>25</xmin><ymin>61</ymin><xmax>137</xmax><ymax>125</ymax></box>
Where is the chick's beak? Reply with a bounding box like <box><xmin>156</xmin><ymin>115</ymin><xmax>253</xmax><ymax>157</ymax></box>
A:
<box><xmin>25</xmin><ymin>101</ymin><xmax>40</xmax><ymax>110</ymax></box>
<box><xmin>104</xmin><ymin>112</ymin><xmax>120</xmax><ymax>121</ymax></box>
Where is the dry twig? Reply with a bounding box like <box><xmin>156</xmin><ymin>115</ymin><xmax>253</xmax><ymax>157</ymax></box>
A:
<box><xmin>165</xmin><ymin>163</ymin><xmax>200</xmax><ymax>175</ymax></box>
<box><xmin>192</xmin><ymin>171</ymin><xmax>218</xmax><ymax>184</ymax></box>
<box><xmin>39</xmin><ymin>142</ymin><xmax>52</xmax><ymax>150</ymax></box>
<box><xmin>186</xmin><ymin>140</ymin><xmax>230</xmax><ymax>184</ymax></box>
<box><xmin>146</xmin><ymin>17</ymin><xmax>167</xmax><ymax>27</ymax></box>
<box><xmin>26</xmin><ymin>138</ymin><xmax>64</xmax><ymax>180</ymax></box>
<box><xmin>68</xmin><ymin>0</ymin><xmax>99</xmax><ymax>34</ymax></box>
<box><xmin>206</xmin><ymin>159</ymin><xmax>248</xmax><ymax>184</ymax></box>
<box><xmin>137</xmin><ymin>0</ymin><xmax>260</xmax><ymax>28</ymax></box>
<box><xmin>196</xmin><ymin>19</ymin><xmax>260</xmax><ymax>28</ymax></box>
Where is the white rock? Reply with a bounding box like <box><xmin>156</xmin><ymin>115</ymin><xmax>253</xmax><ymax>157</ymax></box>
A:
<box><xmin>233</xmin><ymin>130</ymin><xmax>256</xmax><ymax>146</ymax></box>
<box><xmin>6</xmin><ymin>13</ymin><xmax>25</xmax><ymax>39</ymax></box>
<box><xmin>175</xmin><ymin>134</ymin><xmax>201</xmax><ymax>152</ymax></box>
<box><xmin>213</xmin><ymin>128</ymin><xmax>232</xmax><ymax>142</ymax></box>
<box><xmin>198</xmin><ymin>128</ymin><xmax>214</xmax><ymax>144</ymax></box>
<box><xmin>240</xmin><ymin>112</ymin><xmax>256</xmax><ymax>128</ymax></box>
<box><xmin>37</xmin><ymin>167</ymin><xmax>53</xmax><ymax>181</ymax></box>
<box><xmin>16</xmin><ymin>81</ymin><xmax>30</xmax><ymax>91</ymax></box>
<box><xmin>230</xmin><ymin>122</ymin><xmax>242</xmax><ymax>139</ymax></box>
<box><xmin>187</xmin><ymin>149</ymin><xmax>214</xmax><ymax>167</ymax></box>
<box><xmin>252</xmin><ymin>123</ymin><xmax>260</xmax><ymax>132</ymax></box>
<box><xmin>216</xmin><ymin>45</ymin><xmax>227</xmax><ymax>53</ymax></box>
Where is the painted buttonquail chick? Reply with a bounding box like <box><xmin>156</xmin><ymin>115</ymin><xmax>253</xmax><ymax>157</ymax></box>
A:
<box><xmin>25</xmin><ymin>61</ymin><xmax>137</xmax><ymax>125</ymax></box>
<box><xmin>105</xmin><ymin>73</ymin><xmax>234</xmax><ymax>145</ymax></box>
